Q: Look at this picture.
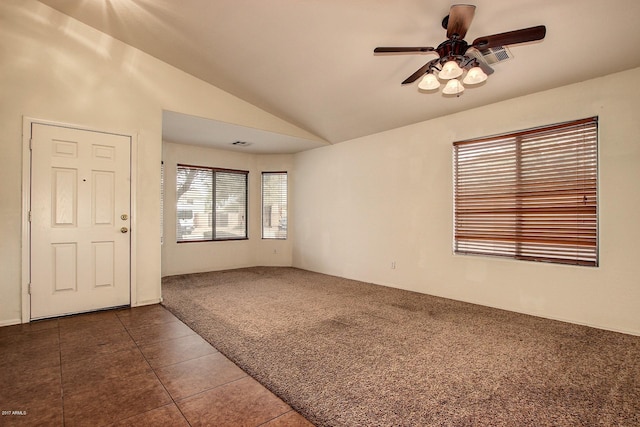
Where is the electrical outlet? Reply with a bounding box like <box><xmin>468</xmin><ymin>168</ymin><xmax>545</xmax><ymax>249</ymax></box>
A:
<box><xmin>391</xmin><ymin>261</ymin><xmax>396</xmax><ymax>269</ymax></box>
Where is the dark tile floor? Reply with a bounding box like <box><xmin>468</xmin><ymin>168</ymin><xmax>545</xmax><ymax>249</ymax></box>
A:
<box><xmin>0</xmin><ymin>304</ymin><xmax>314</xmax><ymax>426</ymax></box>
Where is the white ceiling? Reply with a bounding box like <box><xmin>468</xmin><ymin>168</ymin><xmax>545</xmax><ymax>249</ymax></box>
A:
<box><xmin>162</xmin><ymin>110</ymin><xmax>327</xmax><ymax>154</ymax></box>
<box><xmin>39</xmin><ymin>0</ymin><xmax>640</xmax><ymax>153</ymax></box>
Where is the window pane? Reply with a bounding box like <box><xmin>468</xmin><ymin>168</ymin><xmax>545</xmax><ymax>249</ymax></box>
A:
<box><xmin>176</xmin><ymin>166</ymin><xmax>212</xmax><ymax>242</ymax></box>
<box><xmin>215</xmin><ymin>171</ymin><xmax>247</xmax><ymax>239</ymax></box>
<box><xmin>453</xmin><ymin>117</ymin><xmax>598</xmax><ymax>266</ymax></box>
<box><xmin>262</xmin><ymin>172</ymin><xmax>287</xmax><ymax>239</ymax></box>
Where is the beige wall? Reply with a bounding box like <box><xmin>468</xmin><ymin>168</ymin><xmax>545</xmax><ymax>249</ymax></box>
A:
<box><xmin>161</xmin><ymin>142</ymin><xmax>293</xmax><ymax>276</ymax></box>
<box><xmin>3</xmin><ymin>0</ymin><xmax>639</xmax><ymax>336</ymax></box>
<box><xmin>293</xmin><ymin>68</ymin><xmax>640</xmax><ymax>335</ymax></box>
<box><xmin>0</xmin><ymin>0</ymin><xmax>317</xmax><ymax>325</ymax></box>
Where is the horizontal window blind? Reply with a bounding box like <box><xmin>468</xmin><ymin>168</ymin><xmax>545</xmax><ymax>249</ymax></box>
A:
<box><xmin>176</xmin><ymin>165</ymin><xmax>247</xmax><ymax>242</ymax></box>
<box><xmin>453</xmin><ymin>117</ymin><xmax>598</xmax><ymax>266</ymax></box>
<box><xmin>215</xmin><ymin>170</ymin><xmax>248</xmax><ymax>240</ymax></box>
<box><xmin>262</xmin><ymin>172</ymin><xmax>288</xmax><ymax>239</ymax></box>
<box><xmin>176</xmin><ymin>166</ymin><xmax>212</xmax><ymax>242</ymax></box>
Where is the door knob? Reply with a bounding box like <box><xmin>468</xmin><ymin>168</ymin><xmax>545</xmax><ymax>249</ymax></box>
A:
<box><xmin>120</xmin><ymin>227</ymin><xmax>129</xmax><ymax>233</ymax></box>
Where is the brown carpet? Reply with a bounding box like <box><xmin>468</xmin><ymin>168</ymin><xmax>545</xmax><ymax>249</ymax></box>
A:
<box><xmin>161</xmin><ymin>267</ymin><xmax>640</xmax><ymax>426</ymax></box>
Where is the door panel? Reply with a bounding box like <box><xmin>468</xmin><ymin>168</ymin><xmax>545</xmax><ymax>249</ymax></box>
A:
<box><xmin>93</xmin><ymin>171</ymin><xmax>115</xmax><ymax>225</ymax></box>
<box><xmin>92</xmin><ymin>241</ymin><xmax>115</xmax><ymax>287</ymax></box>
<box><xmin>30</xmin><ymin>123</ymin><xmax>131</xmax><ymax>319</ymax></box>
<box><xmin>52</xmin><ymin>168</ymin><xmax>77</xmax><ymax>226</ymax></box>
<box><xmin>52</xmin><ymin>243</ymin><xmax>77</xmax><ymax>292</ymax></box>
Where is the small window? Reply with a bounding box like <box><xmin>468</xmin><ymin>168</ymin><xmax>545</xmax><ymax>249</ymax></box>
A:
<box><xmin>176</xmin><ymin>165</ymin><xmax>248</xmax><ymax>242</ymax></box>
<box><xmin>453</xmin><ymin>117</ymin><xmax>598</xmax><ymax>266</ymax></box>
<box><xmin>262</xmin><ymin>172</ymin><xmax>287</xmax><ymax>239</ymax></box>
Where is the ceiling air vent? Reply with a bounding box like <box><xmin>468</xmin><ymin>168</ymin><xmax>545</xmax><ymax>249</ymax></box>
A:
<box><xmin>468</xmin><ymin>46</ymin><xmax>513</xmax><ymax>65</ymax></box>
<box><xmin>231</xmin><ymin>141</ymin><xmax>252</xmax><ymax>147</ymax></box>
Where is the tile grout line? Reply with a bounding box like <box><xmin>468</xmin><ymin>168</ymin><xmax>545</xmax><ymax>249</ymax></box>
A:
<box><xmin>117</xmin><ymin>311</ymin><xmax>194</xmax><ymax>427</ymax></box>
<box><xmin>57</xmin><ymin>322</ymin><xmax>67</xmax><ymax>426</ymax></box>
<box><xmin>146</xmin><ymin>317</ymin><xmax>299</xmax><ymax>426</ymax></box>
<box><xmin>157</xmin><ymin>310</ymin><xmax>305</xmax><ymax>425</ymax></box>
<box><xmin>117</xmin><ymin>311</ymin><xmax>259</xmax><ymax>425</ymax></box>
<box><xmin>256</xmin><ymin>409</ymin><xmax>300</xmax><ymax>427</ymax></box>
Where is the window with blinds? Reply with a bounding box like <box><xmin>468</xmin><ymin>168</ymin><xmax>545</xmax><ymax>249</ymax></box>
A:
<box><xmin>262</xmin><ymin>172</ymin><xmax>288</xmax><ymax>239</ymax></box>
<box><xmin>176</xmin><ymin>165</ymin><xmax>248</xmax><ymax>242</ymax></box>
<box><xmin>453</xmin><ymin>117</ymin><xmax>598</xmax><ymax>266</ymax></box>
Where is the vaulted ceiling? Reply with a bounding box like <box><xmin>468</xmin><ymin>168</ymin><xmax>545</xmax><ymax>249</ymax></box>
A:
<box><xmin>38</xmin><ymin>0</ymin><xmax>640</xmax><ymax>152</ymax></box>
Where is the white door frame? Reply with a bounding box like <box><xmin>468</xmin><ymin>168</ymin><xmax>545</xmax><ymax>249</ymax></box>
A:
<box><xmin>21</xmin><ymin>117</ymin><xmax>138</xmax><ymax>323</ymax></box>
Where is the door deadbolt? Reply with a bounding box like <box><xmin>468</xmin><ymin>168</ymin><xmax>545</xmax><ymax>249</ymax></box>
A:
<box><xmin>120</xmin><ymin>227</ymin><xmax>129</xmax><ymax>233</ymax></box>
<box><xmin>121</xmin><ymin>214</ymin><xmax>128</xmax><ymax>220</ymax></box>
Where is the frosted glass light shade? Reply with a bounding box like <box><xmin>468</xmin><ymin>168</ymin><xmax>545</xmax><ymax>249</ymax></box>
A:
<box><xmin>442</xmin><ymin>79</ymin><xmax>465</xmax><ymax>95</ymax></box>
<box><xmin>463</xmin><ymin>66</ymin><xmax>488</xmax><ymax>85</ymax></box>
<box><xmin>418</xmin><ymin>73</ymin><xmax>440</xmax><ymax>90</ymax></box>
<box><xmin>439</xmin><ymin>60</ymin><xmax>463</xmax><ymax>79</ymax></box>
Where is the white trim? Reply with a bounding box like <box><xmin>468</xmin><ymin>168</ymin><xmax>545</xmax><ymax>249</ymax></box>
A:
<box><xmin>129</xmin><ymin>132</ymin><xmax>138</xmax><ymax>306</ymax></box>
<box><xmin>0</xmin><ymin>318</ymin><xmax>23</xmax><ymax>328</ymax></box>
<box><xmin>21</xmin><ymin>119</ymin><xmax>32</xmax><ymax>324</ymax></box>
<box><xmin>21</xmin><ymin>117</ymin><xmax>137</xmax><ymax>323</ymax></box>
<box><xmin>132</xmin><ymin>298</ymin><xmax>162</xmax><ymax>308</ymax></box>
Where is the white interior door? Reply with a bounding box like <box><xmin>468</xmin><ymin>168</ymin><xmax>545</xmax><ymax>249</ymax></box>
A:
<box><xmin>30</xmin><ymin>123</ymin><xmax>131</xmax><ymax>319</ymax></box>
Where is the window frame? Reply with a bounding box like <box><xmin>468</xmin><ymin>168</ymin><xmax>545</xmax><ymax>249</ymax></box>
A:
<box><xmin>452</xmin><ymin>117</ymin><xmax>598</xmax><ymax>267</ymax></box>
<box><xmin>261</xmin><ymin>171</ymin><xmax>288</xmax><ymax>240</ymax></box>
<box><xmin>176</xmin><ymin>164</ymin><xmax>249</xmax><ymax>243</ymax></box>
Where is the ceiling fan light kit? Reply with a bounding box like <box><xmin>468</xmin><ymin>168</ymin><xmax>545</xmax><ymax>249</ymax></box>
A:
<box><xmin>418</xmin><ymin>73</ymin><xmax>441</xmax><ymax>91</ymax></box>
<box><xmin>374</xmin><ymin>4</ymin><xmax>545</xmax><ymax>97</ymax></box>
<box><xmin>419</xmin><ymin>57</ymin><xmax>488</xmax><ymax>94</ymax></box>
<box><xmin>462</xmin><ymin>66</ymin><xmax>488</xmax><ymax>84</ymax></box>
<box><xmin>439</xmin><ymin>60</ymin><xmax>464</xmax><ymax>79</ymax></box>
<box><xmin>443</xmin><ymin>78</ymin><xmax>465</xmax><ymax>95</ymax></box>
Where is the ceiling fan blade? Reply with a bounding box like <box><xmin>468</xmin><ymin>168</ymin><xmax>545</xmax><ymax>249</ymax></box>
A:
<box><xmin>472</xmin><ymin>25</ymin><xmax>546</xmax><ymax>50</ymax></box>
<box><xmin>374</xmin><ymin>47</ymin><xmax>435</xmax><ymax>53</ymax></box>
<box><xmin>446</xmin><ymin>4</ymin><xmax>476</xmax><ymax>39</ymax></box>
<box><xmin>402</xmin><ymin>59</ymin><xmax>440</xmax><ymax>85</ymax></box>
<box><xmin>475</xmin><ymin>59</ymin><xmax>494</xmax><ymax>76</ymax></box>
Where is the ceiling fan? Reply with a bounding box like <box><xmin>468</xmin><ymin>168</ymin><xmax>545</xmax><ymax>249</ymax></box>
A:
<box><xmin>374</xmin><ymin>4</ymin><xmax>546</xmax><ymax>95</ymax></box>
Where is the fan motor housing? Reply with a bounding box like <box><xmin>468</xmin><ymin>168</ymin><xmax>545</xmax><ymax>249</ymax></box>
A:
<box><xmin>436</xmin><ymin>39</ymin><xmax>469</xmax><ymax>58</ymax></box>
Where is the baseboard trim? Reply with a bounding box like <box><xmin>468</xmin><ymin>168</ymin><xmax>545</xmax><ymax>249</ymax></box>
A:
<box><xmin>0</xmin><ymin>318</ymin><xmax>23</xmax><ymax>327</ymax></box>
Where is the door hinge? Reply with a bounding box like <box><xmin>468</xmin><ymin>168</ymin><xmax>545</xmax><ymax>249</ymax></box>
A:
<box><xmin>29</xmin><ymin>138</ymin><xmax>33</xmax><ymax>150</ymax></box>
<box><xmin>28</xmin><ymin>283</ymin><xmax>31</xmax><ymax>294</ymax></box>
<box><xmin>28</xmin><ymin>211</ymin><xmax>32</xmax><ymax>222</ymax></box>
